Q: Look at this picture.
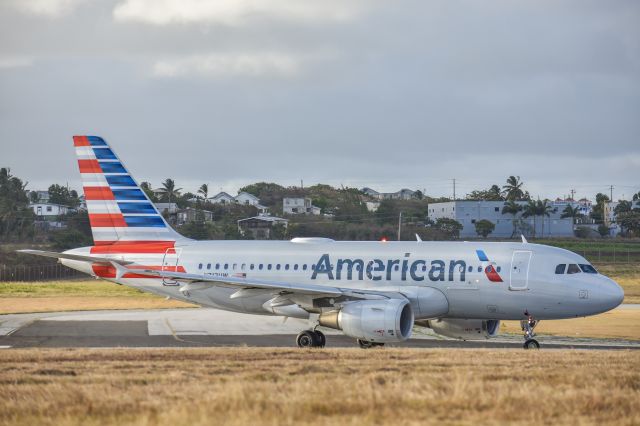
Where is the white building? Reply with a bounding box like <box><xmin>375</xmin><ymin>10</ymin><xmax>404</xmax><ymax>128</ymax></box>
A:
<box><xmin>283</xmin><ymin>198</ymin><xmax>321</xmax><ymax>215</ymax></box>
<box><xmin>155</xmin><ymin>203</ymin><xmax>178</xmax><ymax>214</ymax></box>
<box><xmin>29</xmin><ymin>190</ymin><xmax>50</xmax><ymax>203</ymax></box>
<box><xmin>30</xmin><ymin>203</ymin><xmax>71</xmax><ymax>217</ymax></box>
<box><xmin>238</xmin><ymin>215</ymin><xmax>289</xmax><ymax>239</ymax></box>
<box><xmin>603</xmin><ymin>200</ymin><xmax>640</xmax><ymax>235</ymax></box>
<box><xmin>361</xmin><ymin>188</ymin><xmax>416</xmax><ymax>200</ymax></box>
<box><xmin>208</xmin><ymin>192</ymin><xmax>235</xmax><ymax>205</ymax></box>
<box><xmin>427</xmin><ymin>200</ymin><xmax>574</xmax><ymax>238</ymax></box>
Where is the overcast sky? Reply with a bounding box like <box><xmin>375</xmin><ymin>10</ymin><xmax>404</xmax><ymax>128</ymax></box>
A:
<box><xmin>1</xmin><ymin>0</ymin><xmax>638</xmax><ymax>200</ymax></box>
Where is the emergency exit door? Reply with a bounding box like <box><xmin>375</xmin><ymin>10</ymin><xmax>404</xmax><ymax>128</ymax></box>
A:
<box><xmin>510</xmin><ymin>251</ymin><xmax>531</xmax><ymax>291</ymax></box>
<box><xmin>161</xmin><ymin>247</ymin><xmax>181</xmax><ymax>286</ymax></box>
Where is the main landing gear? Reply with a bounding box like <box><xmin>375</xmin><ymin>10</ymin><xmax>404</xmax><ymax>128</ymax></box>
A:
<box><xmin>296</xmin><ymin>330</ymin><xmax>326</xmax><ymax>348</ymax></box>
<box><xmin>521</xmin><ymin>314</ymin><xmax>540</xmax><ymax>350</ymax></box>
<box><xmin>357</xmin><ymin>339</ymin><xmax>384</xmax><ymax>349</ymax></box>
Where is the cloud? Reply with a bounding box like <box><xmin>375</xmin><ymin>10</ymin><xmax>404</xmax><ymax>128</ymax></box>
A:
<box><xmin>0</xmin><ymin>57</ymin><xmax>34</xmax><ymax>69</ymax></box>
<box><xmin>113</xmin><ymin>0</ymin><xmax>361</xmax><ymax>26</ymax></box>
<box><xmin>151</xmin><ymin>51</ymin><xmax>337</xmax><ymax>78</ymax></box>
<box><xmin>6</xmin><ymin>0</ymin><xmax>89</xmax><ymax>17</ymax></box>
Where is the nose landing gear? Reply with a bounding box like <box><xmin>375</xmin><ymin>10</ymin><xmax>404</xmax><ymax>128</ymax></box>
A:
<box><xmin>521</xmin><ymin>313</ymin><xmax>540</xmax><ymax>349</ymax></box>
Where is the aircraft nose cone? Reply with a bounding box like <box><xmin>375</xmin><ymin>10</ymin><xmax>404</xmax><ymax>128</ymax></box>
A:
<box><xmin>600</xmin><ymin>278</ymin><xmax>624</xmax><ymax>311</ymax></box>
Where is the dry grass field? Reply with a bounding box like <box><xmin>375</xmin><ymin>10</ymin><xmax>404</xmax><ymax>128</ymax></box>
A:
<box><xmin>502</xmin><ymin>308</ymin><xmax>640</xmax><ymax>340</ymax></box>
<box><xmin>0</xmin><ymin>280</ymin><xmax>195</xmax><ymax>314</ymax></box>
<box><xmin>0</xmin><ymin>348</ymin><xmax>638</xmax><ymax>426</ymax></box>
<box><xmin>597</xmin><ymin>263</ymin><xmax>640</xmax><ymax>304</ymax></box>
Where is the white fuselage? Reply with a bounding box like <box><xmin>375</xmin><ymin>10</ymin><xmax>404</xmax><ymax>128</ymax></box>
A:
<box><xmin>63</xmin><ymin>239</ymin><xmax>624</xmax><ymax>321</ymax></box>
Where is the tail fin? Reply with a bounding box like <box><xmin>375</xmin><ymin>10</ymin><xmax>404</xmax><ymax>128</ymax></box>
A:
<box><xmin>73</xmin><ymin>135</ymin><xmax>187</xmax><ymax>246</ymax></box>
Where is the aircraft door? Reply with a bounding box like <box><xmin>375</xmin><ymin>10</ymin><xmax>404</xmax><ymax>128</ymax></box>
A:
<box><xmin>510</xmin><ymin>251</ymin><xmax>532</xmax><ymax>291</ymax></box>
<box><xmin>161</xmin><ymin>247</ymin><xmax>181</xmax><ymax>286</ymax></box>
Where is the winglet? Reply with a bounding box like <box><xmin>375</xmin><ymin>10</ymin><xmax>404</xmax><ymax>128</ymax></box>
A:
<box><xmin>110</xmin><ymin>261</ymin><xmax>129</xmax><ymax>280</ymax></box>
<box><xmin>415</xmin><ymin>233</ymin><xmax>422</xmax><ymax>242</ymax></box>
<box><xmin>521</xmin><ymin>235</ymin><xmax>528</xmax><ymax>244</ymax></box>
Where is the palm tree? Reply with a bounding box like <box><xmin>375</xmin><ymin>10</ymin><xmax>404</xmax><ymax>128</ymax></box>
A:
<box><xmin>561</xmin><ymin>204</ymin><xmax>582</xmax><ymax>226</ymax></box>
<box><xmin>159</xmin><ymin>178</ymin><xmax>182</xmax><ymax>204</ymax></box>
<box><xmin>522</xmin><ymin>200</ymin><xmax>538</xmax><ymax>237</ymax></box>
<box><xmin>502</xmin><ymin>176</ymin><xmax>525</xmax><ymax>201</ymax></box>
<box><xmin>501</xmin><ymin>200</ymin><xmax>522</xmax><ymax>238</ymax></box>
<box><xmin>198</xmin><ymin>184</ymin><xmax>209</xmax><ymax>200</ymax></box>
<box><xmin>538</xmin><ymin>200</ymin><xmax>555</xmax><ymax>238</ymax></box>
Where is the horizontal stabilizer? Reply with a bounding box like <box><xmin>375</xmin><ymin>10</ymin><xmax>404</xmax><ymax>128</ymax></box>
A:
<box><xmin>17</xmin><ymin>249</ymin><xmax>133</xmax><ymax>265</ymax></box>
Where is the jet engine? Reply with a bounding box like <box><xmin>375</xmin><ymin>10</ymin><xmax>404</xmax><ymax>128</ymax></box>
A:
<box><xmin>418</xmin><ymin>318</ymin><xmax>500</xmax><ymax>340</ymax></box>
<box><xmin>319</xmin><ymin>299</ymin><xmax>414</xmax><ymax>343</ymax></box>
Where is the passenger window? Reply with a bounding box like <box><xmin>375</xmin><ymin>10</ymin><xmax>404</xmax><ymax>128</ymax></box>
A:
<box><xmin>250</xmin><ymin>264</ymin><xmax>255</xmax><ymax>270</ymax></box>
<box><xmin>259</xmin><ymin>264</ymin><xmax>263</xmax><ymax>270</ymax></box>
<box><xmin>233</xmin><ymin>263</ymin><xmax>237</xmax><ymax>270</ymax></box>
<box><xmin>198</xmin><ymin>263</ymin><xmax>203</xmax><ymax>269</ymax></box>
<box><xmin>567</xmin><ymin>264</ymin><xmax>581</xmax><ymax>274</ymax></box>
<box><xmin>224</xmin><ymin>263</ymin><xmax>229</xmax><ymax>270</ymax></box>
<box><xmin>477</xmin><ymin>266</ymin><xmax>482</xmax><ymax>273</ymax></box>
<box><xmin>579</xmin><ymin>264</ymin><xmax>598</xmax><ymax>274</ymax></box>
<box><xmin>207</xmin><ymin>263</ymin><xmax>211</xmax><ymax>270</ymax></box>
<box><xmin>215</xmin><ymin>263</ymin><xmax>220</xmax><ymax>270</ymax></box>
<box><xmin>496</xmin><ymin>266</ymin><xmax>501</xmax><ymax>273</ymax></box>
<box><xmin>294</xmin><ymin>264</ymin><xmax>298</xmax><ymax>270</ymax></box>
<box><xmin>303</xmin><ymin>264</ymin><xmax>308</xmax><ymax>271</ymax></box>
<box><xmin>276</xmin><ymin>264</ymin><xmax>281</xmax><ymax>270</ymax></box>
<box><xmin>285</xmin><ymin>264</ymin><xmax>290</xmax><ymax>270</ymax></box>
<box><xmin>241</xmin><ymin>264</ymin><xmax>246</xmax><ymax>270</ymax></box>
<box><xmin>268</xmin><ymin>264</ymin><xmax>272</xmax><ymax>270</ymax></box>
<box><xmin>555</xmin><ymin>264</ymin><xmax>566</xmax><ymax>274</ymax></box>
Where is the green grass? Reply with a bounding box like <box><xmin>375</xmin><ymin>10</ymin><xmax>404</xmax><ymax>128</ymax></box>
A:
<box><xmin>0</xmin><ymin>280</ymin><xmax>154</xmax><ymax>298</ymax></box>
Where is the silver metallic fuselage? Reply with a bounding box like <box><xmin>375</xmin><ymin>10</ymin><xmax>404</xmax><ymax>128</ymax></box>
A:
<box><xmin>62</xmin><ymin>240</ymin><xmax>624</xmax><ymax>322</ymax></box>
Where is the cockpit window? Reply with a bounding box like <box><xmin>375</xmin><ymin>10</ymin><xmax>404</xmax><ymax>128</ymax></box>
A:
<box><xmin>567</xmin><ymin>264</ymin><xmax>581</xmax><ymax>274</ymax></box>
<box><xmin>555</xmin><ymin>264</ymin><xmax>566</xmax><ymax>274</ymax></box>
<box><xmin>579</xmin><ymin>264</ymin><xmax>598</xmax><ymax>274</ymax></box>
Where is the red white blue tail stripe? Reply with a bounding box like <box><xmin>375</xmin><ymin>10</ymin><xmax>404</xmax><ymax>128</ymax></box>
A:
<box><xmin>74</xmin><ymin>135</ymin><xmax>186</xmax><ymax>249</ymax></box>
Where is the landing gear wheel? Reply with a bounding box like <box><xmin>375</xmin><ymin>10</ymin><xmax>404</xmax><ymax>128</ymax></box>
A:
<box><xmin>523</xmin><ymin>339</ymin><xmax>540</xmax><ymax>350</ymax></box>
<box><xmin>314</xmin><ymin>330</ymin><xmax>326</xmax><ymax>348</ymax></box>
<box><xmin>297</xmin><ymin>330</ymin><xmax>317</xmax><ymax>348</ymax></box>
<box><xmin>357</xmin><ymin>339</ymin><xmax>373</xmax><ymax>349</ymax></box>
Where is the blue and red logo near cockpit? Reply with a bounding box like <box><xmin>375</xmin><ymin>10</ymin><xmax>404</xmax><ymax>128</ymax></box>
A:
<box><xmin>476</xmin><ymin>250</ymin><xmax>503</xmax><ymax>283</ymax></box>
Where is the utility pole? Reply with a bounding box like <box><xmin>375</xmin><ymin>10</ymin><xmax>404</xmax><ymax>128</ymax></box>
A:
<box><xmin>610</xmin><ymin>185</ymin><xmax>614</xmax><ymax>201</ymax></box>
<box><xmin>397</xmin><ymin>211</ymin><xmax>402</xmax><ymax>241</ymax></box>
<box><xmin>301</xmin><ymin>179</ymin><xmax>304</xmax><ymax>190</ymax></box>
<box><xmin>570</xmin><ymin>189</ymin><xmax>575</xmax><ymax>201</ymax></box>
<box><xmin>452</xmin><ymin>178</ymin><xmax>456</xmax><ymax>200</ymax></box>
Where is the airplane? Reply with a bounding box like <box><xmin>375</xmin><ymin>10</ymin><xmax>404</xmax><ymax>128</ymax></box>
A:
<box><xmin>20</xmin><ymin>136</ymin><xmax>624</xmax><ymax>349</ymax></box>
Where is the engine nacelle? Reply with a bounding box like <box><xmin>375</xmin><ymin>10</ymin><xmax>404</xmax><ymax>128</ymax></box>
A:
<box><xmin>421</xmin><ymin>319</ymin><xmax>500</xmax><ymax>340</ymax></box>
<box><xmin>319</xmin><ymin>299</ymin><xmax>414</xmax><ymax>343</ymax></box>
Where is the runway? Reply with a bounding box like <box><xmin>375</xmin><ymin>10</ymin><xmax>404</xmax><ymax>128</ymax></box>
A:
<box><xmin>1</xmin><ymin>308</ymin><xmax>638</xmax><ymax>350</ymax></box>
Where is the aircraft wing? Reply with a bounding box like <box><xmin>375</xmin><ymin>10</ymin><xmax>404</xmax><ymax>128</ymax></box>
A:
<box><xmin>17</xmin><ymin>249</ymin><xmax>134</xmax><ymax>265</ymax></box>
<box><xmin>128</xmin><ymin>268</ymin><xmax>394</xmax><ymax>301</ymax></box>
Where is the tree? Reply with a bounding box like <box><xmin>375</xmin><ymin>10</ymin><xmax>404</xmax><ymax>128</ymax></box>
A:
<box><xmin>560</xmin><ymin>204</ymin><xmax>582</xmax><ymax>225</ymax></box>
<box><xmin>614</xmin><ymin>200</ymin><xmax>632</xmax><ymax>216</ymax></box>
<box><xmin>522</xmin><ymin>200</ymin><xmax>538</xmax><ymax>237</ymax></box>
<box><xmin>413</xmin><ymin>190</ymin><xmax>424</xmax><ymax>200</ymax></box>
<box><xmin>502</xmin><ymin>176</ymin><xmax>525</xmax><ymax>201</ymax></box>
<box><xmin>159</xmin><ymin>179</ymin><xmax>182</xmax><ymax>204</ymax></box>
<box><xmin>538</xmin><ymin>200</ymin><xmax>556</xmax><ymax>238</ymax></box>
<box><xmin>198</xmin><ymin>184</ymin><xmax>208</xmax><ymax>200</ymax></box>
<box><xmin>617</xmin><ymin>211</ymin><xmax>640</xmax><ymax>236</ymax></box>
<box><xmin>501</xmin><ymin>200</ymin><xmax>522</xmax><ymax>238</ymax></box>
<box><xmin>140</xmin><ymin>181</ymin><xmax>157</xmax><ymax>202</ymax></box>
<box><xmin>434</xmin><ymin>218</ymin><xmax>463</xmax><ymax>239</ymax></box>
<box><xmin>47</xmin><ymin>184</ymin><xmax>79</xmax><ymax>207</ymax></box>
<box><xmin>475</xmin><ymin>219</ymin><xmax>495</xmax><ymax>238</ymax></box>
<box><xmin>466</xmin><ymin>184</ymin><xmax>504</xmax><ymax>201</ymax></box>
<box><xmin>597</xmin><ymin>224</ymin><xmax>610</xmax><ymax>238</ymax></box>
<box><xmin>633</xmin><ymin>192</ymin><xmax>640</xmax><ymax>201</ymax></box>
<box><xmin>590</xmin><ymin>193</ymin><xmax>610</xmax><ymax>223</ymax></box>
<box><xmin>0</xmin><ymin>168</ymin><xmax>34</xmax><ymax>241</ymax></box>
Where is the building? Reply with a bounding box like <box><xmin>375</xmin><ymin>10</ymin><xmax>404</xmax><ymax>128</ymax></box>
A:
<box><xmin>237</xmin><ymin>215</ymin><xmax>288</xmax><ymax>239</ymax></box>
<box><xmin>30</xmin><ymin>203</ymin><xmax>71</xmax><ymax>218</ymax></box>
<box><xmin>365</xmin><ymin>201</ymin><xmax>380</xmax><ymax>212</ymax></box>
<box><xmin>603</xmin><ymin>200</ymin><xmax>640</xmax><ymax>235</ymax></box>
<box><xmin>29</xmin><ymin>190</ymin><xmax>50</xmax><ymax>203</ymax></box>
<box><xmin>155</xmin><ymin>203</ymin><xmax>178</xmax><ymax>215</ymax></box>
<box><xmin>208</xmin><ymin>192</ymin><xmax>236</xmax><ymax>205</ymax></box>
<box><xmin>427</xmin><ymin>200</ymin><xmax>574</xmax><ymax>238</ymax></box>
<box><xmin>361</xmin><ymin>188</ymin><xmax>416</xmax><ymax>200</ymax></box>
<box><xmin>283</xmin><ymin>198</ymin><xmax>321</xmax><ymax>215</ymax></box>
<box><xmin>177</xmin><ymin>208</ymin><xmax>214</xmax><ymax>225</ymax></box>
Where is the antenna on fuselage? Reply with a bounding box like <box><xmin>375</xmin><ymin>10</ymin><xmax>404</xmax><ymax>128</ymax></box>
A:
<box><xmin>521</xmin><ymin>235</ymin><xmax>528</xmax><ymax>244</ymax></box>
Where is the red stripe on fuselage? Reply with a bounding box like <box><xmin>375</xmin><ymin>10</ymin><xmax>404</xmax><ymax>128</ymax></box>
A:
<box><xmin>90</xmin><ymin>241</ymin><xmax>176</xmax><ymax>254</ymax></box>
<box><xmin>89</xmin><ymin>213</ymin><xmax>127</xmax><ymax>228</ymax></box>
<box><xmin>485</xmin><ymin>265</ymin><xmax>503</xmax><ymax>283</ymax></box>
<box><xmin>78</xmin><ymin>159</ymin><xmax>102</xmax><ymax>174</ymax></box>
<box><xmin>91</xmin><ymin>264</ymin><xmax>185</xmax><ymax>279</ymax></box>
<box><xmin>84</xmin><ymin>186</ymin><xmax>115</xmax><ymax>200</ymax></box>
<box><xmin>73</xmin><ymin>136</ymin><xmax>90</xmax><ymax>146</ymax></box>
